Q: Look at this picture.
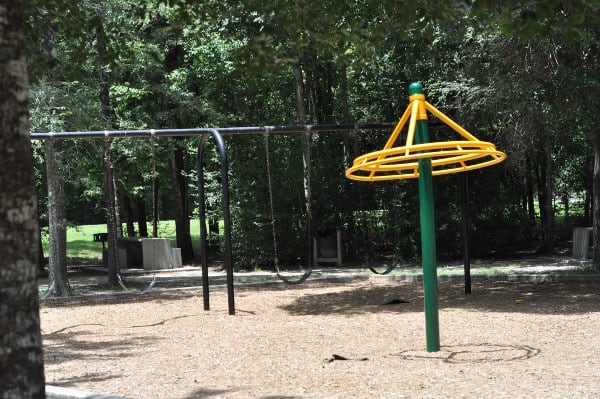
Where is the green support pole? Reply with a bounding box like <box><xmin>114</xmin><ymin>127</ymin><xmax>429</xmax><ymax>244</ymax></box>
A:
<box><xmin>409</xmin><ymin>82</ymin><xmax>440</xmax><ymax>352</ymax></box>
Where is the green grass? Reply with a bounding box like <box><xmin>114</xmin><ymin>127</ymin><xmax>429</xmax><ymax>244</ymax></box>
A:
<box><xmin>45</xmin><ymin>223</ymin><xmax>592</xmax><ymax>277</ymax></box>
<box><xmin>41</xmin><ymin>220</ymin><xmax>204</xmax><ymax>260</ymax></box>
<box><xmin>376</xmin><ymin>264</ymin><xmax>520</xmax><ymax>277</ymax></box>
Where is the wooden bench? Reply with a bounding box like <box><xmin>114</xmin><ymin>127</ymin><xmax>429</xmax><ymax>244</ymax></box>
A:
<box><xmin>313</xmin><ymin>227</ymin><xmax>342</xmax><ymax>267</ymax></box>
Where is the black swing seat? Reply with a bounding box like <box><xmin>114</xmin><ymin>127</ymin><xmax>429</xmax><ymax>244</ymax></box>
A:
<box><xmin>276</xmin><ymin>269</ymin><xmax>312</xmax><ymax>284</ymax></box>
<box><xmin>275</xmin><ymin>258</ymin><xmax>313</xmax><ymax>284</ymax></box>
<box><xmin>368</xmin><ymin>259</ymin><xmax>399</xmax><ymax>275</ymax></box>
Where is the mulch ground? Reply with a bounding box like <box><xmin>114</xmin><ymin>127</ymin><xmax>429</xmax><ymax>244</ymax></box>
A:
<box><xmin>40</xmin><ymin>277</ymin><xmax>600</xmax><ymax>398</ymax></box>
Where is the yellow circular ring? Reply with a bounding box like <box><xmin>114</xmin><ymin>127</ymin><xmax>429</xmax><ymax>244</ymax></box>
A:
<box><xmin>345</xmin><ymin>141</ymin><xmax>506</xmax><ymax>181</ymax></box>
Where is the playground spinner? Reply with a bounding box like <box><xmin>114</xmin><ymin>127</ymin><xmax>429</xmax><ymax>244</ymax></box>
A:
<box><xmin>346</xmin><ymin>82</ymin><xmax>506</xmax><ymax>352</ymax></box>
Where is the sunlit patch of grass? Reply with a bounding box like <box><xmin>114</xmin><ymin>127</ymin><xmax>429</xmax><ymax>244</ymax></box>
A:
<box><xmin>41</xmin><ymin>221</ymin><xmax>193</xmax><ymax>260</ymax></box>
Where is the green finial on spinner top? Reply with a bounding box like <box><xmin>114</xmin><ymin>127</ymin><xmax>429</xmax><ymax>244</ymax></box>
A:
<box><xmin>408</xmin><ymin>81</ymin><xmax>424</xmax><ymax>95</ymax></box>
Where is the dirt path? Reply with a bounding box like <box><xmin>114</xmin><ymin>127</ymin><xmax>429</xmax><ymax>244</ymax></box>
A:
<box><xmin>40</xmin><ymin>278</ymin><xmax>600</xmax><ymax>398</ymax></box>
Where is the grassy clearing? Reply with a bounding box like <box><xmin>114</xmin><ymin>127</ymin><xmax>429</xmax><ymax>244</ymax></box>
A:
<box><xmin>41</xmin><ymin>220</ymin><xmax>202</xmax><ymax>260</ymax></box>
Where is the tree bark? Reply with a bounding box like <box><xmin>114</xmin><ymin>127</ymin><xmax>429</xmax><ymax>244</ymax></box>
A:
<box><xmin>97</xmin><ymin>23</ymin><xmax>121</xmax><ymax>284</ymax></box>
<box><xmin>208</xmin><ymin>217</ymin><xmax>220</xmax><ymax>253</ymax></box>
<box><xmin>152</xmin><ymin>171</ymin><xmax>159</xmax><ymax>237</ymax></box>
<box><xmin>171</xmin><ymin>138</ymin><xmax>195</xmax><ymax>263</ymax></box>
<box><xmin>292</xmin><ymin>57</ymin><xmax>307</xmax><ymax>126</ymax></box>
<box><xmin>535</xmin><ymin>145</ymin><xmax>554</xmax><ymax>254</ymax></box>
<box><xmin>585</xmin><ymin>185</ymin><xmax>592</xmax><ymax>224</ymax></box>
<box><xmin>136</xmin><ymin>197</ymin><xmax>148</xmax><ymax>237</ymax></box>
<box><xmin>103</xmin><ymin>139</ymin><xmax>120</xmax><ymax>286</ymax></box>
<box><xmin>45</xmin><ymin>139</ymin><xmax>70</xmax><ymax>296</ymax></box>
<box><xmin>525</xmin><ymin>155</ymin><xmax>536</xmax><ymax>225</ymax></box>
<box><xmin>593</xmin><ymin>130</ymin><xmax>600</xmax><ymax>268</ymax></box>
<box><xmin>122</xmin><ymin>195</ymin><xmax>136</xmax><ymax>237</ymax></box>
<box><xmin>293</xmin><ymin>57</ymin><xmax>313</xmax><ymax>261</ymax></box>
<box><xmin>38</xmin><ymin>228</ymin><xmax>46</xmax><ymax>274</ymax></box>
<box><xmin>0</xmin><ymin>2</ymin><xmax>47</xmax><ymax>396</ymax></box>
<box><xmin>543</xmin><ymin>149</ymin><xmax>554</xmax><ymax>253</ymax></box>
<box><xmin>41</xmin><ymin>3</ymin><xmax>70</xmax><ymax>297</ymax></box>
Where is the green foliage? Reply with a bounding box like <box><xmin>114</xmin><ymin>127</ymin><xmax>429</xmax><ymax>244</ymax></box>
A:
<box><xmin>27</xmin><ymin>0</ymin><xmax>599</xmax><ymax>266</ymax></box>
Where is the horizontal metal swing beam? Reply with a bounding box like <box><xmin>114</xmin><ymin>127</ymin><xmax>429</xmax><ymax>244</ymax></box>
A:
<box><xmin>29</xmin><ymin>123</ymin><xmax>397</xmax><ymax>140</ymax></box>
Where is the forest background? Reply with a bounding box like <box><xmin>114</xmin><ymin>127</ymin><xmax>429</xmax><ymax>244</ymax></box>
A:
<box><xmin>25</xmin><ymin>0</ymin><xmax>599</xmax><ymax>292</ymax></box>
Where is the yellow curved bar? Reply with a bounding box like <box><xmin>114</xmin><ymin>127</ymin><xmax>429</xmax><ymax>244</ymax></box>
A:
<box><xmin>361</xmin><ymin>150</ymin><xmax>499</xmax><ymax>169</ymax></box>
<box><xmin>345</xmin><ymin>140</ymin><xmax>506</xmax><ymax>181</ymax></box>
<box><xmin>352</xmin><ymin>150</ymin><xmax>502</xmax><ymax>172</ymax></box>
<box><xmin>404</xmin><ymin>99</ymin><xmax>419</xmax><ymax>150</ymax></box>
<box><xmin>382</xmin><ymin>103</ymin><xmax>412</xmax><ymax>150</ymax></box>
<box><xmin>424</xmin><ymin>102</ymin><xmax>479</xmax><ymax>142</ymax></box>
<box><xmin>353</xmin><ymin>140</ymin><xmax>500</xmax><ymax>160</ymax></box>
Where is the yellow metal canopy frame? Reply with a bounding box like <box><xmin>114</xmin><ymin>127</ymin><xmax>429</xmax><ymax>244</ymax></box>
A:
<box><xmin>345</xmin><ymin>93</ymin><xmax>506</xmax><ymax>181</ymax></box>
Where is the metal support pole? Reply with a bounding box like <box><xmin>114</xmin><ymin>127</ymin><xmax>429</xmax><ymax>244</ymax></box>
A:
<box><xmin>197</xmin><ymin>130</ymin><xmax>235</xmax><ymax>315</ymax></box>
<box><xmin>197</xmin><ymin>135</ymin><xmax>210</xmax><ymax>311</ymax></box>
<box><xmin>410</xmin><ymin>82</ymin><xmax>440</xmax><ymax>352</ymax></box>
<box><xmin>208</xmin><ymin>129</ymin><xmax>235</xmax><ymax>316</ymax></box>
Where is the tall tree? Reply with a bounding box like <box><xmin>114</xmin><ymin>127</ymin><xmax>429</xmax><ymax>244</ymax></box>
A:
<box><xmin>41</xmin><ymin>16</ymin><xmax>70</xmax><ymax>296</ymax></box>
<box><xmin>45</xmin><ymin>137</ymin><xmax>70</xmax><ymax>294</ymax></box>
<box><xmin>171</xmin><ymin>138</ymin><xmax>196</xmax><ymax>263</ymax></box>
<box><xmin>0</xmin><ymin>1</ymin><xmax>46</xmax><ymax>397</ymax></box>
<box><xmin>93</xmin><ymin>2</ymin><xmax>122</xmax><ymax>285</ymax></box>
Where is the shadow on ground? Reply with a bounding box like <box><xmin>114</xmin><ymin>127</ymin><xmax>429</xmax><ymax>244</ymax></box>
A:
<box><xmin>43</xmin><ymin>324</ymin><xmax>162</xmax><ymax>367</ymax></box>
<box><xmin>277</xmin><ymin>280</ymin><xmax>600</xmax><ymax>316</ymax></box>
<box><xmin>181</xmin><ymin>388</ymin><xmax>300</xmax><ymax>399</ymax></box>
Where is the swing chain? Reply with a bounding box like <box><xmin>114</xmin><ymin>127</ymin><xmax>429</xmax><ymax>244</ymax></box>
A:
<box><xmin>263</xmin><ymin>131</ymin><xmax>313</xmax><ymax>284</ymax></box>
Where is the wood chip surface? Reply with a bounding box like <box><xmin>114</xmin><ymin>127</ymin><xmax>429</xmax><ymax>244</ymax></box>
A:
<box><xmin>41</xmin><ymin>278</ymin><xmax>600</xmax><ymax>398</ymax></box>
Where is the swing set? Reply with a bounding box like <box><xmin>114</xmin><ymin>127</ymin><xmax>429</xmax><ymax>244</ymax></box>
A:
<box><xmin>31</xmin><ymin>124</ymin><xmax>394</xmax><ymax>311</ymax></box>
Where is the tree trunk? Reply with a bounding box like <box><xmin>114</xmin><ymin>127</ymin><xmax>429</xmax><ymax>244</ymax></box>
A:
<box><xmin>208</xmin><ymin>217</ymin><xmax>220</xmax><ymax>253</ymax></box>
<box><xmin>113</xmin><ymin>173</ymin><xmax>122</xmax><ymax>239</ymax></box>
<box><xmin>293</xmin><ymin>57</ymin><xmax>313</xmax><ymax>261</ymax></box>
<box><xmin>38</xmin><ymin>227</ymin><xmax>46</xmax><ymax>274</ymax></box>
<box><xmin>171</xmin><ymin>138</ymin><xmax>195</xmax><ymax>263</ymax></box>
<box><xmin>45</xmin><ymin>139</ymin><xmax>70</xmax><ymax>296</ymax></box>
<box><xmin>293</xmin><ymin>57</ymin><xmax>307</xmax><ymax>126</ymax></box>
<box><xmin>95</xmin><ymin>7</ymin><xmax>121</xmax><ymax>284</ymax></box>
<box><xmin>42</xmin><ymin>3</ymin><xmax>69</xmax><ymax>296</ymax></box>
<box><xmin>593</xmin><ymin>129</ymin><xmax>600</xmax><ymax>268</ymax></box>
<box><xmin>562</xmin><ymin>193</ymin><xmax>569</xmax><ymax>218</ymax></box>
<box><xmin>535</xmin><ymin>145</ymin><xmax>554</xmax><ymax>254</ymax></box>
<box><xmin>122</xmin><ymin>195</ymin><xmax>136</xmax><ymax>237</ymax></box>
<box><xmin>525</xmin><ymin>155</ymin><xmax>536</xmax><ymax>225</ymax></box>
<box><xmin>339</xmin><ymin>63</ymin><xmax>350</xmax><ymax>123</ymax></box>
<box><xmin>542</xmin><ymin>149</ymin><xmax>554</xmax><ymax>254</ymax></box>
<box><xmin>0</xmin><ymin>2</ymin><xmax>47</xmax><ymax>395</ymax></box>
<box><xmin>585</xmin><ymin>187</ymin><xmax>592</xmax><ymax>224</ymax></box>
<box><xmin>136</xmin><ymin>197</ymin><xmax>148</xmax><ymax>237</ymax></box>
<box><xmin>103</xmin><ymin>139</ymin><xmax>120</xmax><ymax>286</ymax></box>
<box><xmin>152</xmin><ymin>171</ymin><xmax>159</xmax><ymax>237</ymax></box>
